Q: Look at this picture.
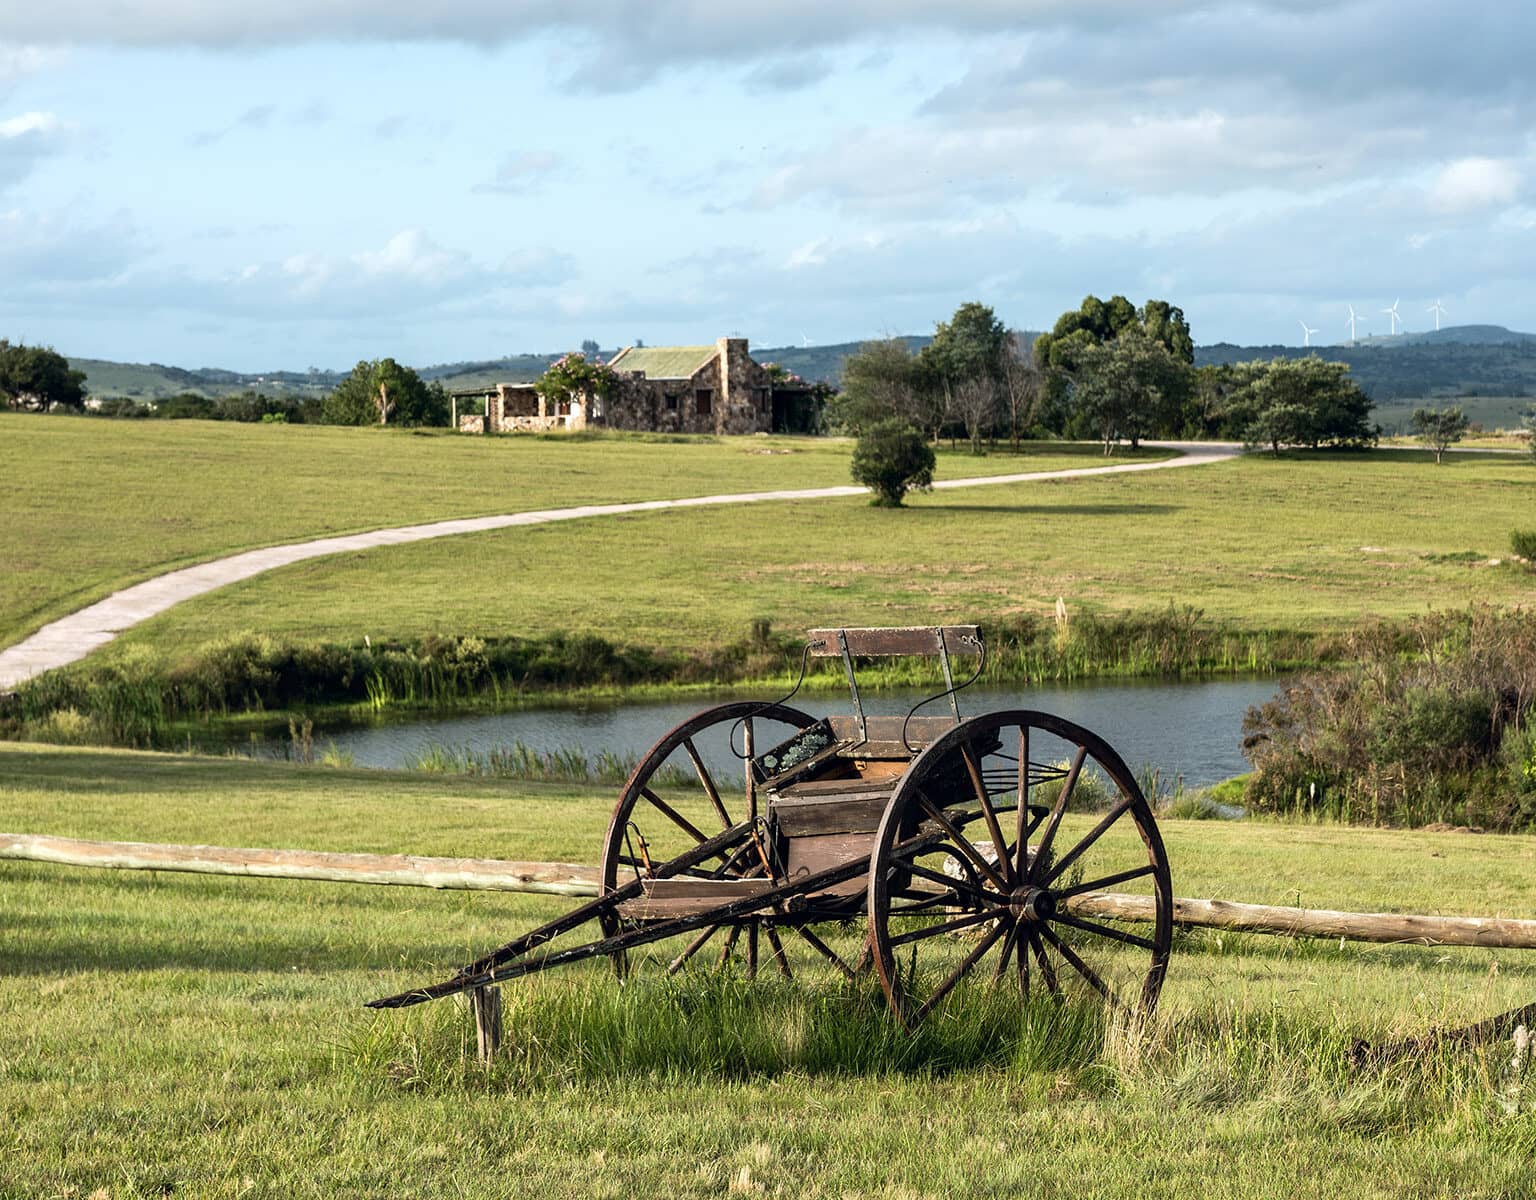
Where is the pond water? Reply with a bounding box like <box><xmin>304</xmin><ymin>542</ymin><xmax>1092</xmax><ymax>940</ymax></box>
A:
<box><xmin>248</xmin><ymin>676</ymin><xmax>1281</xmax><ymax>788</ymax></box>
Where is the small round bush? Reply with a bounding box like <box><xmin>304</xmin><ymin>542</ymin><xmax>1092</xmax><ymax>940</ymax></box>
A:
<box><xmin>1511</xmin><ymin>528</ymin><xmax>1536</xmax><ymax>561</ymax></box>
<box><xmin>850</xmin><ymin>419</ymin><xmax>935</xmax><ymax>507</ymax></box>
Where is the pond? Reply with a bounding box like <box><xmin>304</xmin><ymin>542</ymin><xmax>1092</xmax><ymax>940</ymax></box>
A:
<box><xmin>246</xmin><ymin>676</ymin><xmax>1281</xmax><ymax>788</ymax></box>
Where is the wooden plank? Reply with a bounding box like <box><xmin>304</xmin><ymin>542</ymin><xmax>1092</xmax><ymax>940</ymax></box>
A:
<box><xmin>770</xmin><ymin>793</ymin><xmax>890</xmax><ymax>836</ymax></box>
<box><xmin>824</xmin><ymin>714</ymin><xmax>959</xmax><ymax>756</ymax></box>
<box><xmin>643</xmin><ymin>878</ymin><xmax>777</xmax><ymax>901</ymax></box>
<box><xmin>807</xmin><ymin>626</ymin><xmax>982</xmax><ymax>658</ymax></box>
<box><xmin>0</xmin><ymin>832</ymin><xmax>600</xmax><ymax>896</ymax></box>
<box><xmin>1067</xmin><ymin>892</ymin><xmax>1536</xmax><ymax>950</ymax></box>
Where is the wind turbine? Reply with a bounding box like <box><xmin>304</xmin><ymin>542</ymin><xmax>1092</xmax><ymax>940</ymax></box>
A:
<box><xmin>1427</xmin><ymin>299</ymin><xmax>1447</xmax><ymax>331</ymax></box>
<box><xmin>1299</xmin><ymin>319</ymin><xmax>1320</xmax><ymax>347</ymax></box>
<box><xmin>1347</xmin><ymin>304</ymin><xmax>1362</xmax><ymax>344</ymax></box>
<box><xmin>1383</xmin><ymin>298</ymin><xmax>1402</xmax><ymax>336</ymax></box>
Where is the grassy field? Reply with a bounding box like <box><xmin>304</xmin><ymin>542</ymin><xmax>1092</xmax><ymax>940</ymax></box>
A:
<box><xmin>0</xmin><ymin>414</ymin><xmax>1145</xmax><ymax>651</ymax></box>
<box><xmin>4</xmin><ymin>742</ymin><xmax>1536</xmax><ymax>1196</ymax></box>
<box><xmin>105</xmin><ymin>449</ymin><xmax>1536</xmax><ymax>666</ymax></box>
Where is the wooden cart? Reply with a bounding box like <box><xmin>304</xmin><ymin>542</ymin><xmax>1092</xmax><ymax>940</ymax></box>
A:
<box><xmin>370</xmin><ymin>626</ymin><xmax>1174</xmax><ymax>1027</ymax></box>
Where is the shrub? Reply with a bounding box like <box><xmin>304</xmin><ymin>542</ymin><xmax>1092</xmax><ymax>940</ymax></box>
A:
<box><xmin>1511</xmin><ymin>528</ymin><xmax>1536</xmax><ymax>560</ymax></box>
<box><xmin>850</xmin><ymin>419</ymin><xmax>935</xmax><ymax>507</ymax></box>
<box><xmin>1241</xmin><ymin>607</ymin><xmax>1536</xmax><ymax>828</ymax></box>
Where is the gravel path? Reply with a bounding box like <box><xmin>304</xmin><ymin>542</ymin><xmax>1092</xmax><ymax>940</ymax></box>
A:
<box><xmin>0</xmin><ymin>440</ymin><xmax>1239</xmax><ymax>689</ymax></box>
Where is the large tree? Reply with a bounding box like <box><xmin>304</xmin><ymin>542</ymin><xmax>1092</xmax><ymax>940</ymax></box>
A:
<box><xmin>0</xmin><ymin>340</ymin><xmax>87</xmax><ymax>413</ymax></box>
<box><xmin>1033</xmin><ymin>295</ymin><xmax>1194</xmax><ymax>435</ymax></box>
<box><xmin>1227</xmin><ymin>356</ymin><xmax>1375</xmax><ymax>455</ymax></box>
<box><xmin>321</xmin><ymin>358</ymin><xmax>447</xmax><ymax>427</ymax></box>
<box><xmin>917</xmin><ymin>301</ymin><xmax>1010</xmax><ymax>451</ymax></box>
<box><xmin>831</xmin><ymin>338</ymin><xmax>922</xmax><ymax>435</ymax></box>
<box><xmin>1069</xmin><ymin>327</ymin><xmax>1187</xmax><ymax>453</ymax></box>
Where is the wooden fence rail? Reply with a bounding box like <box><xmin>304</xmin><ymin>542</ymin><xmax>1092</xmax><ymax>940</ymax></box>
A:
<box><xmin>6</xmin><ymin>831</ymin><xmax>1536</xmax><ymax>950</ymax></box>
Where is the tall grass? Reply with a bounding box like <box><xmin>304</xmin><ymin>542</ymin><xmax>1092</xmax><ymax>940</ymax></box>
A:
<box><xmin>404</xmin><ymin>739</ymin><xmax>692</xmax><ymax>788</ymax></box>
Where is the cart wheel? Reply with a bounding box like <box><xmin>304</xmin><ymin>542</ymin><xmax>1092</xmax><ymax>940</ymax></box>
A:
<box><xmin>868</xmin><ymin>710</ymin><xmax>1172</xmax><ymax>1029</ymax></box>
<box><xmin>597</xmin><ymin>701</ymin><xmax>817</xmax><ymax>978</ymax></box>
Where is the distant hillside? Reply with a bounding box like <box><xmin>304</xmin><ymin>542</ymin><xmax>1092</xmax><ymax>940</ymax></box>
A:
<box><xmin>1197</xmin><ymin>326</ymin><xmax>1536</xmax><ymax>406</ymax></box>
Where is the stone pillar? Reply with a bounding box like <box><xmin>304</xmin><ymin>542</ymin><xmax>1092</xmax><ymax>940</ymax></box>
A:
<box><xmin>716</xmin><ymin>337</ymin><xmax>755</xmax><ymax>435</ymax></box>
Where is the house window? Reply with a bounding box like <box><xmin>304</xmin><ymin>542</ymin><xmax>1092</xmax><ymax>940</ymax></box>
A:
<box><xmin>695</xmin><ymin>389</ymin><xmax>713</xmax><ymax>416</ymax></box>
<box><xmin>666</xmin><ymin>394</ymin><xmax>678</xmax><ymax>412</ymax></box>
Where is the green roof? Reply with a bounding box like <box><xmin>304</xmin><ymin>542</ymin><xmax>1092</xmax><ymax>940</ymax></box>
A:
<box><xmin>607</xmin><ymin>345</ymin><xmax>716</xmax><ymax>380</ymax></box>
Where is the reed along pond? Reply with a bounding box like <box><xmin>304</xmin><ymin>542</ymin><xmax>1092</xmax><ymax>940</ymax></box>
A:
<box><xmin>250</xmin><ymin>677</ymin><xmax>1280</xmax><ymax>789</ymax></box>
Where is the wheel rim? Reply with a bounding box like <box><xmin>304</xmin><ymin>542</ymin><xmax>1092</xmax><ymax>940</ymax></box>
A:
<box><xmin>597</xmin><ymin>701</ymin><xmax>817</xmax><ymax>977</ymax></box>
<box><xmin>867</xmin><ymin>710</ymin><xmax>1173</xmax><ymax>1029</ymax></box>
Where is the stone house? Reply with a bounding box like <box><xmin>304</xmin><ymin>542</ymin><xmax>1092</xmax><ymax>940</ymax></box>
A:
<box><xmin>453</xmin><ymin>337</ymin><xmax>818</xmax><ymax>435</ymax></box>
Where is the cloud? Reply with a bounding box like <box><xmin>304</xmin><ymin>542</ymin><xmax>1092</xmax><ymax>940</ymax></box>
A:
<box><xmin>1428</xmin><ymin>158</ymin><xmax>1521</xmax><ymax>214</ymax></box>
<box><xmin>472</xmin><ymin>150</ymin><xmax>563</xmax><ymax>195</ymax></box>
<box><xmin>742</xmin><ymin>54</ymin><xmax>832</xmax><ymax>94</ymax></box>
<box><xmin>0</xmin><ymin>109</ymin><xmax>69</xmax><ymax>189</ymax></box>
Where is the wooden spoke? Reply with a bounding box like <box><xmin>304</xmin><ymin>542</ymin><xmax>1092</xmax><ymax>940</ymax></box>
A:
<box><xmin>887</xmin><ymin>890</ymin><xmax>969</xmax><ymax>916</ymax></box>
<box><xmin>901</xmin><ymin>859</ymin><xmax>1005</xmax><ymax>907</ymax></box>
<box><xmin>1052</xmin><ymin>863</ymin><xmax>1158</xmax><ymax>899</ymax></box>
<box><xmin>1026</xmin><ymin>928</ymin><xmax>1060</xmax><ymax>995</ymax></box>
<box><xmin>716</xmin><ymin>925</ymin><xmax>741</xmax><ymax>968</ymax></box>
<box><xmin>682</xmin><ymin>738</ymin><xmax>731</xmax><ymax>830</ymax></box>
<box><xmin>795</xmin><ymin>926</ymin><xmax>857</xmax><ymax>980</ymax></box>
<box><xmin>1050</xmin><ymin>912</ymin><xmax>1158</xmax><ymax>952</ymax></box>
<box><xmin>992</xmin><ymin>921</ymin><xmax>1022</xmax><ymax>982</ymax></box>
<box><xmin>746</xmin><ymin>922</ymin><xmax>759</xmax><ymax>979</ymax></box>
<box><xmin>666</xmin><ymin>925</ymin><xmax>719</xmax><ymax>975</ymax></box>
<box><xmin>1024</xmin><ymin>746</ymin><xmax>1087</xmax><ymax>884</ymax></box>
<box><xmin>1037</xmin><ymin>923</ymin><xmax>1121</xmax><ymax>1008</ymax></box>
<box><xmin>961</xmin><ymin>743</ymin><xmax>1011</xmax><ymax>885</ymax></box>
<box><xmin>1040</xmin><ymin>797</ymin><xmax>1135</xmax><ymax>887</ymax></box>
<box><xmin>764</xmin><ymin>924</ymin><xmax>793</xmax><ymax>980</ymax></box>
<box><xmin>917</xmin><ymin>795</ymin><xmax>1009</xmax><ymax>892</ymax></box>
<box><xmin>640</xmin><ymin>786</ymin><xmax>712</xmax><ymax>846</ymax></box>
<box><xmin>1013</xmin><ymin>726</ymin><xmax>1030</xmax><ymax>879</ymax></box>
<box><xmin>885</xmin><ymin>908</ymin><xmax>999</xmax><ymax>949</ymax></box>
<box><xmin>912</xmin><ymin>921</ymin><xmax>1008</xmax><ymax>1025</ymax></box>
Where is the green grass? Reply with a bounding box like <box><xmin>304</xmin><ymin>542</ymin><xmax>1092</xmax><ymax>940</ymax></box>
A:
<box><xmin>106</xmin><ymin>449</ymin><xmax>1536</xmax><ymax>664</ymax></box>
<box><xmin>0</xmin><ymin>414</ymin><xmax>1158</xmax><ymax>651</ymax></box>
<box><xmin>4</xmin><ymin>742</ymin><xmax>1536</xmax><ymax>1196</ymax></box>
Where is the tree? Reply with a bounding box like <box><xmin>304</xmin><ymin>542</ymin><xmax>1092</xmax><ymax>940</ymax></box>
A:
<box><xmin>321</xmin><ymin>358</ymin><xmax>447</xmax><ymax>427</ymax></box>
<box><xmin>1033</xmin><ymin>296</ymin><xmax>1194</xmax><ymax>435</ymax></box>
<box><xmin>1521</xmin><ymin>405</ymin><xmax>1536</xmax><ymax>463</ymax></box>
<box><xmin>1069</xmin><ymin>328</ymin><xmax>1187</xmax><ymax>453</ymax></box>
<box><xmin>0</xmin><ymin>340</ymin><xmax>87</xmax><ymax>412</ymax></box>
<box><xmin>1411</xmin><ymin>405</ymin><xmax>1470</xmax><ymax>464</ymax></box>
<box><xmin>830</xmin><ymin>338</ymin><xmax>920</xmax><ymax>435</ymax></box>
<box><xmin>534</xmin><ymin>351</ymin><xmax>618</xmax><ymax>420</ymax></box>
<box><xmin>580</xmin><ymin>338</ymin><xmax>601</xmax><ymax>356</ymax></box>
<box><xmin>999</xmin><ymin>332</ymin><xmax>1043</xmax><ymax>449</ymax></box>
<box><xmin>1227</xmin><ymin>356</ymin><xmax>1375</xmax><ymax>455</ymax></box>
<box><xmin>850</xmin><ymin>419</ymin><xmax>935</xmax><ymax>507</ymax></box>
<box><xmin>920</xmin><ymin>302</ymin><xmax>1009</xmax><ymax>451</ymax></box>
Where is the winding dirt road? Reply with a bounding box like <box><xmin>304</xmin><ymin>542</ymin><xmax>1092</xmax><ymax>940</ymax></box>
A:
<box><xmin>0</xmin><ymin>440</ymin><xmax>1239</xmax><ymax>689</ymax></box>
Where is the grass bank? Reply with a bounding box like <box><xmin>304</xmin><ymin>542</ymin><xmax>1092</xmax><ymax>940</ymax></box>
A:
<box><xmin>4</xmin><ymin>608</ymin><xmax>1327</xmax><ymax>750</ymax></box>
<box><xmin>1</xmin><ymin>413</ymin><xmax>1128</xmax><ymax>650</ymax></box>
<box><xmin>3</xmin><ymin>742</ymin><xmax>1536</xmax><ymax>1196</ymax></box>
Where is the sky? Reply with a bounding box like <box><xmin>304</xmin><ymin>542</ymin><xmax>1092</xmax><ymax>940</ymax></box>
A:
<box><xmin>1</xmin><ymin>1</ymin><xmax>1533</xmax><ymax>371</ymax></box>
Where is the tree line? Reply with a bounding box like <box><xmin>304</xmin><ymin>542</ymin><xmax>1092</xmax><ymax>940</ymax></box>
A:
<box><xmin>1</xmin><ymin>341</ymin><xmax>451</xmax><ymax>428</ymax></box>
<box><xmin>833</xmin><ymin>296</ymin><xmax>1379</xmax><ymax>455</ymax></box>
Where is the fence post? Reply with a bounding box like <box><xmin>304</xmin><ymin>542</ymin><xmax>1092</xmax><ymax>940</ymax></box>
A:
<box><xmin>470</xmin><ymin>986</ymin><xmax>501</xmax><ymax>1065</ymax></box>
